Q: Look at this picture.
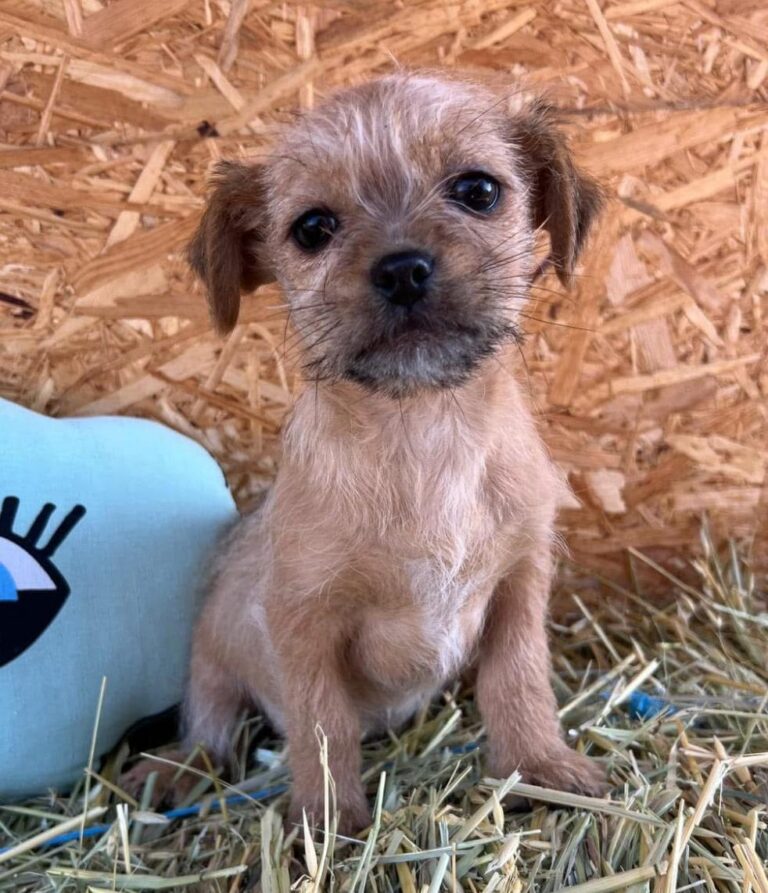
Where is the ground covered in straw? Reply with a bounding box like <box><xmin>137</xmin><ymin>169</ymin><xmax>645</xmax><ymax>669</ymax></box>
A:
<box><xmin>2</xmin><ymin>532</ymin><xmax>766</xmax><ymax>892</ymax></box>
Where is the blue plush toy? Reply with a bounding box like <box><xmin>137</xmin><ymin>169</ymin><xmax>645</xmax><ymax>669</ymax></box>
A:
<box><xmin>0</xmin><ymin>398</ymin><xmax>238</xmax><ymax>798</ymax></box>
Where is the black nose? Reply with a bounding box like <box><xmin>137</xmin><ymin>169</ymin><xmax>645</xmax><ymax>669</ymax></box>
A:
<box><xmin>371</xmin><ymin>251</ymin><xmax>435</xmax><ymax>306</ymax></box>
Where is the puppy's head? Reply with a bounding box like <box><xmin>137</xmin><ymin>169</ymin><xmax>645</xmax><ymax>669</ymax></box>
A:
<box><xmin>189</xmin><ymin>74</ymin><xmax>601</xmax><ymax>398</ymax></box>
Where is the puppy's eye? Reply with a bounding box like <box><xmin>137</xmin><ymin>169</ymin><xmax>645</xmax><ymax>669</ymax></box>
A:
<box><xmin>449</xmin><ymin>172</ymin><xmax>501</xmax><ymax>213</ymax></box>
<box><xmin>291</xmin><ymin>209</ymin><xmax>338</xmax><ymax>251</ymax></box>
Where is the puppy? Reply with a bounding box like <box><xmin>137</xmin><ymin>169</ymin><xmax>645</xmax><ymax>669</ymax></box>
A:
<box><xmin>133</xmin><ymin>72</ymin><xmax>605</xmax><ymax>833</ymax></box>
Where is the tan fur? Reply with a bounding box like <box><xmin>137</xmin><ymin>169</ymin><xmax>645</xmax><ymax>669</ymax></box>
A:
<box><xmin>127</xmin><ymin>72</ymin><xmax>605</xmax><ymax>833</ymax></box>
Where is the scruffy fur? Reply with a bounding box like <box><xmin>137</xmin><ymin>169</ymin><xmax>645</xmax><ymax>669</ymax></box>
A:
<box><xmin>125</xmin><ymin>72</ymin><xmax>605</xmax><ymax>833</ymax></box>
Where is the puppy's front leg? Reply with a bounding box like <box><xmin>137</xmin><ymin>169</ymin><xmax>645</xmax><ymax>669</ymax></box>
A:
<box><xmin>477</xmin><ymin>557</ymin><xmax>606</xmax><ymax>796</ymax></box>
<box><xmin>274</xmin><ymin>615</ymin><xmax>369</xmax><ymax>835</ymax></box>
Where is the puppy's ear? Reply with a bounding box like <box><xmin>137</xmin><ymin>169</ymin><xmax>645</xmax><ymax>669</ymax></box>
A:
<box><xmin>188</xmin><ymin>160</ymin><xmax>273</xmax><ymax>334</ymax></box>
<box><xmin>514</xmin><ymin>102</ymin><xmax>602</xmax><ymax>286</ymax></box>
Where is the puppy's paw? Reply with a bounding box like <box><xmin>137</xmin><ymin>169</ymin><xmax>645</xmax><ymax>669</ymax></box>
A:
<box><xmin>335</xmin><ymin>794</ymin><xmax>371</xmax><ymax>838</ymax></box>
<box><xmin>520</xmin><ymin>747</ymin><xmax>608</xmax><ymax>798</ymax></box>
<box><xmin>121</xmin><ymin>750</ymin><xmax>201</xmax><ymax>809</ymax></box>
<box><xmin>288</xmin><ymin>791</ymin><xmax>370</xmax><ymax>838</ymax></box>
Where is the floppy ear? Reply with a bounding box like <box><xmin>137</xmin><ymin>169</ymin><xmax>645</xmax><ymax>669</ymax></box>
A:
<box><xmin>513</xmin><ymin>102</ymin><xmax>602</xmax><ymax>286</ymax></box>
<box><xmin>188</xmin><ymin>160</ymin><xmax>273</xmax><ymax>334</ymax></box>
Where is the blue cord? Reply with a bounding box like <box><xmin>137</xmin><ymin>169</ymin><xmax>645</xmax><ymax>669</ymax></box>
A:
<box><xmin>624</xmin><ymin>692</ymin><xmax>677</xmax><ymax>720</ymax></box>
<box><xmin>599</xmin><ymin>690</ymin><xmax>678</xmax><ymax>720</ymax></box>
<box><xmin>0</xmin><ymin>784</ymin><xmax>289</xmax><ymax>855</ymax></box>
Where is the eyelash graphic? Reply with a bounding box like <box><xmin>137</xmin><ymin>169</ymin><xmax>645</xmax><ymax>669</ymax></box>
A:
<box><xmin>0</xmin><ymin>497</ymin><xmax>86</xmax><ymax>668</ymax></box>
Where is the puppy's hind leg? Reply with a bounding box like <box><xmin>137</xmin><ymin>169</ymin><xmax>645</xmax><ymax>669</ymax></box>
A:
<box><xmin>122</xmin><ymin>651</ymin><xmax>244</xmax><ymax>807</ymax></box>
<box><xmin>183</xmin><ymin>647</ymin><xmax>244</xmax><ymax>760</ymax></box>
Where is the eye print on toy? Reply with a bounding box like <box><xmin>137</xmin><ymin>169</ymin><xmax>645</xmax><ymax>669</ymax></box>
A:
<box><xmin>0</xmin><ymin>497</ymin><xmax>86</xmax><ymax>668</ymax></box>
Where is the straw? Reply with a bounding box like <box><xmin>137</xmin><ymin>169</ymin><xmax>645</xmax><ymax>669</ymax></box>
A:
<box><xmin>2</xmin><ymin>528</ymin><xmax>765</xmax><ymax>891</ymax></box>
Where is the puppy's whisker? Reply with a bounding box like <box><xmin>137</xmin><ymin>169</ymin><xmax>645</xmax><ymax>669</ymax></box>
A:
<box><xmin>237</xmin><ymin>151</ymin><xmax>309</xmax><ymax>169</ymax></box>
<box><xmin>479</xmin><ymin>227</ymin><xmax>529</xmax><ymax>255</ymax></box>
<box><xmin>476</xmin><ymin>265</ymin><xmax>530</xmax><ymax>283</ymax></box>
<box><xmin>517</xmin><ymin>314</ymin><xmax>595</xmax><ymax>333</ymax></box>
<box><xmin>505</xmin><ymin>296</ymin><xmax>571</xmax><ymax>311</ymax></box>
<box><xmin>298</xmin><ymin>334</ymin><xmax>337</xmax><ymax>361</ymax></box>
<box><xmin>453</xmin><ymin>91</ymin><xmax>516</xmax><ymax>137</ymax></box>
<box><xmin>501</xmin><ymin>306</ymin><xmax>596</xmax><ymax>333</ymax></box>
<box><xmin>283</xmin><ymin>302</ymin><xmax>338</xmax><ymax>315</ymax></box>
<box><xmin>262</xmin><ymin>302</ymin><xmax>338</xmax><ymax>317</ymax></box>
<box><xmin>526</xmin><ymin>283</ymin><xmax>577</xmax><ymax>303</ymax></box>
<box><xmin>469</xmin><ymin>240</ymin><xmax>531</xmax><ymax>276</ymax></box>
<box><xmin>475</xmin><ymin>243</ymin><xmax>531</xmax><ymax>269</ymax></box>
<box><xmin>481</xmin><ymin>241</ymin><xmax>529</xmax><ymax>260</ymax></box>
<box><xmin>279</xmin><ymin>323</ymin><xmax>336</xmax><ymax>358</ymax></box>
<box><xmin>296</xmin><ymin>318</ymin><xmax>342</xmax><ymax>356</ymax></box>
<box><xmin>404</xmin><ymin>172</ymin><xmax>460</xmax><ymax>222</ymax></box>
<box><xmin>302</xmin><ymin>369</ymin><xmax>336</xmax><ymax>385</ymax></box>
<box><xmin>277</xmin><ymin>312</ymin><xmax>336</xmax><ymax>350</ymax></box>
<box><xmin>282</xmin><ymin>304</ymin><xmax>336</xmax><ymax>322</ymax></box>
<box><xmin>483</xmin><ymin>274</ymin><xmax>575</xmax><ymax>306</ymax></box>
<box><xmin>285</xmin><ymin>308</ymin><xmax>335</xmax><ymax>329</ymax></box>
<box><xmin>283</xmin><ymin>286</ymin><xmax>341</xmax><ymax>298</ymax></box>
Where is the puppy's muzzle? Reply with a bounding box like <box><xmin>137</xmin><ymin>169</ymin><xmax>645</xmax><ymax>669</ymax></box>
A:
<box><xmin>371</xmin><ymin>250</ymin><xmax>435</xmax><ymax>307</ymax></box>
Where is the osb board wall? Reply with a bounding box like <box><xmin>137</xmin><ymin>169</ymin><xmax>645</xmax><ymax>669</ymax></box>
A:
<box><xmin>0</xmin><ymin>0</ymin><xmax>766</xmax><ymax>584</ymax></box>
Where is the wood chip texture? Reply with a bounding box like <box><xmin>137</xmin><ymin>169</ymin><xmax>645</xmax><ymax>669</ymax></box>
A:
<box><xmin>0</xmin><ymin>0</ymin><xmax>766</xmax><ymax>584</ymax></box>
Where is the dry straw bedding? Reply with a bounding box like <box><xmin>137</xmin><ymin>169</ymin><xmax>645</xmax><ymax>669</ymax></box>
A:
<box><xmin>0</xmin><ymin>0</ymin><xmax>767</xmax><ymax>890</ymax></box>
<box><xmin>2</xmin><ymin>531</ymin><xmax>767</xmax><ymax>891</ymax></box>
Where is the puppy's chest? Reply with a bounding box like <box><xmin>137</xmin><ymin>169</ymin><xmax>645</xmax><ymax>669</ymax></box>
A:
<box><xmin>352</xmin><ymin>577</ymin><xmax>491</xmax><ymax>693</ymax></box>
<box><xmin>347</xmin><ymin>452</ymin><xmax>519</xmax><ymax>688</ymax></box>
<box><xmin>370</xmin><ymin>441</ymin><xmax>515</xmax><ymax>544</ymax></box>
<box><xmin>351</xmin><ymin>531</ymin><xmax>505</xmax><ymax>690</ymax></box>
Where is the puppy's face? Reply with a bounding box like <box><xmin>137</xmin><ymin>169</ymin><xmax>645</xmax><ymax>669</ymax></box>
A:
<box><xmin>190</xmin><ymin>75</ymin><xmax>601</xmax><ymax>398</ymax></box>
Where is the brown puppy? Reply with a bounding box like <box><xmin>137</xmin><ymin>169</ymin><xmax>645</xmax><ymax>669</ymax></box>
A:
<box><xmin>136</xmin><ymin>72</ymin><xmax>605</xmax><ymax>833</ymax></box>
